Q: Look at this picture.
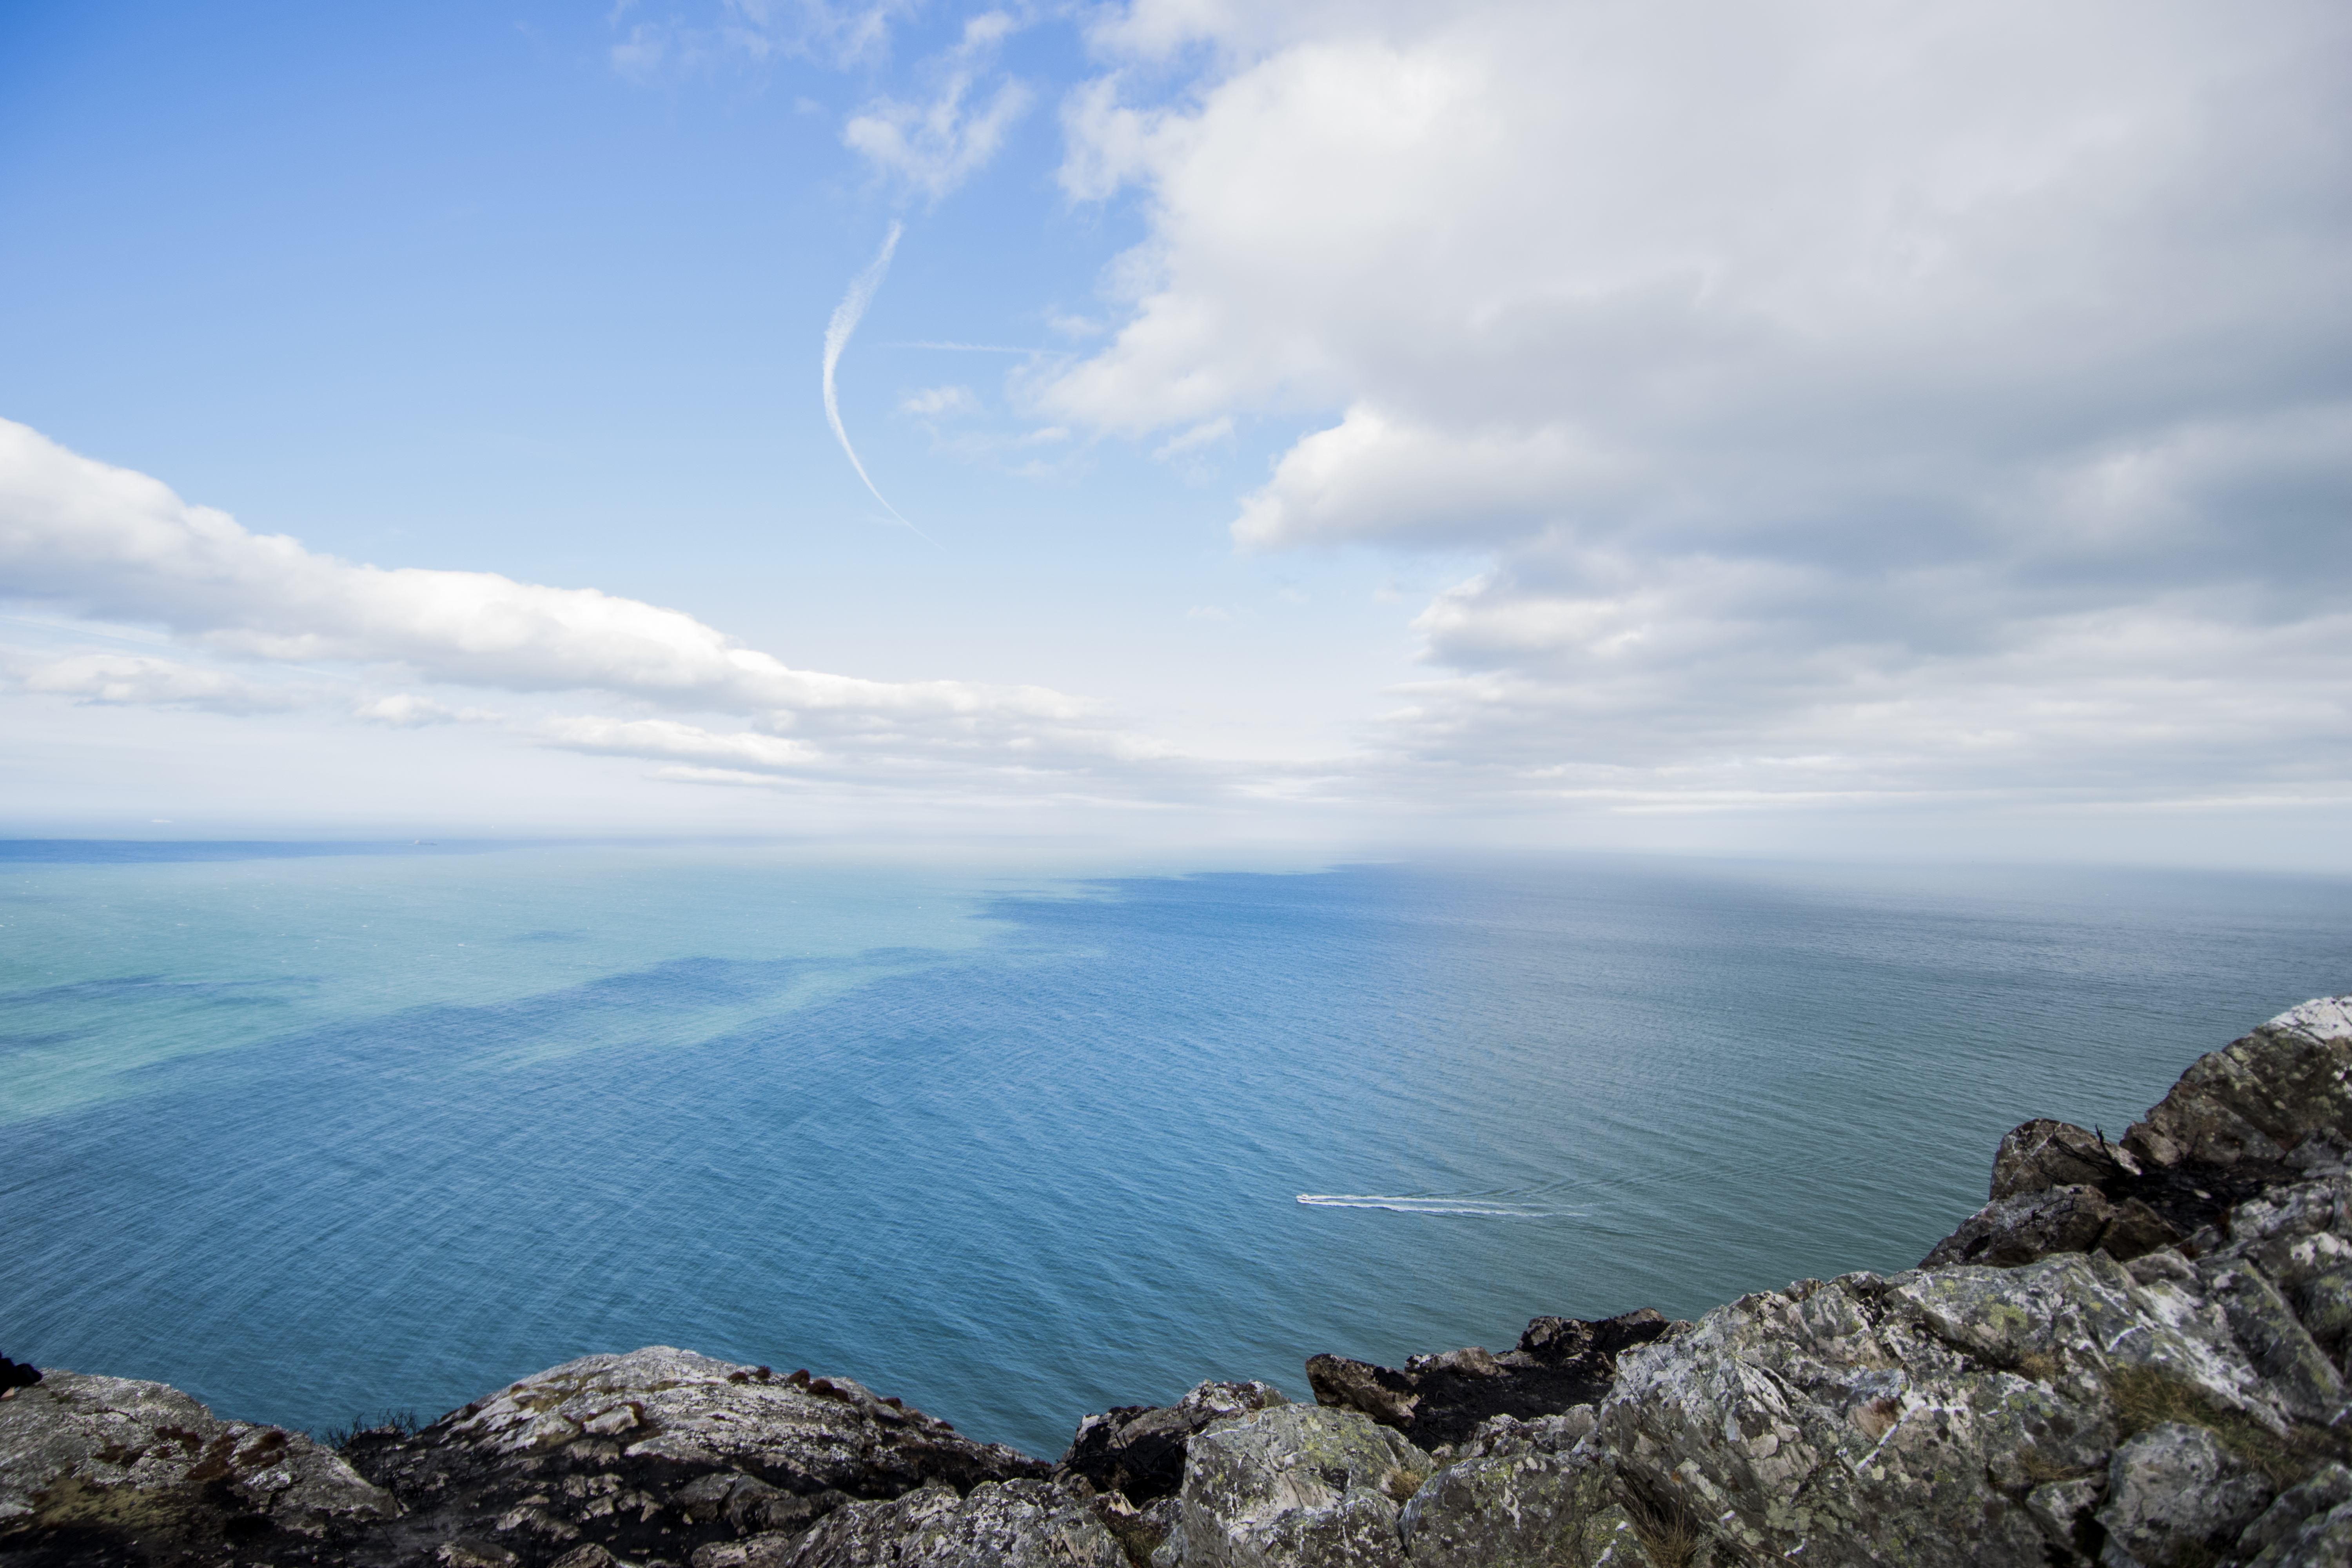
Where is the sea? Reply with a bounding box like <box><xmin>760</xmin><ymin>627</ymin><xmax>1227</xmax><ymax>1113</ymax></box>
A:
<box><xmin>4</xmin><ymin>842</ymin><xmax>2347</xmax><ymax>1459</ymax></box>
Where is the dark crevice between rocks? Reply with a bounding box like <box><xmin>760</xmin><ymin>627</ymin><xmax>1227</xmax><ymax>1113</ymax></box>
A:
<box><xmin>2107</xmin><ymin>1158</ymin><xmax>2302</xmax><ymax>1247</ymax></box>
<box><xmin>1306</xmin><ymin>1310</ymin><xmax>1684</xmax><ymax>1450</ymax></box>
<box><xmin>1922</xmin><ymin>1112</ymin><xmax>2318</xmax><ymax>1271</ymax></box>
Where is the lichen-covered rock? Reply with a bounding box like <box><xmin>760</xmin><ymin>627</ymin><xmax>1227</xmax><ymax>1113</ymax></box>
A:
<box><xmin>1305</xmin><ymin>1311</ymin><xmax>1678</xmax><ymax>1450</ymax></box>
<box><xmin>2096</xmin><ymin>1421</ymin><xmax>2272</xmax><ymax>1566</ymax></box>
<box><xmin>339</xmin><ymin>1347</ymin><xmax>1047</xmax><ymax>1567</ymax></box>
<box><xmin>1923</xmin><ymin>998</ymin><xmax>2352</xmax><ymax>1274</ymax></box>
<box><xmin>1920</xmin><ymin>1183</ymin><xmax>2118</xmax><ymax>1269</ymax></box>
<box><xmin>0</xmin><ymin>1369</ymin><xmax>397</xmax><ymax>1564</ymax></box>
<box><xmin>2199</xmin><ymin>1255</ymin><xmax>2347</xmax><ymax>1421</ymax></box>
<box><xmin>2126</xmin><ymin>997</ymin><xmax>2352</xmax><ymax>1171</ymax></box>
<box><xmin>1156</xmin><ymin>1406</ymin><xmax>1430</xmax><ymax>1568</ymax></box>
<box><xmin>2240</xmin><ymin>1464</ymin><xmax>2352</xmax><ymax>1568</ymax></box>
<box><xmin>1588</xmin><ymin>1231</ymin><xmax>2352</xmax><ymax>1568</ymax></box>
<box><xmin>781</xmin><ymin>1478</ymin><xmax>1127</xmax><ymax>1568</ymax></box>
<box><xmin>1057</xmin><ymin>1382</ymin><xmax>1290</xmax><ymax>1506</ymax></box>
<box><xmin>1592</xmin><ymin>1118</ymin><xmax>2352</xmax><ymax>1568</ymax></box>
<box><xmin>1991</xmin><ymin>1120</ymin><xmax>2142</xmax><ymax>1201</ymax></box>
<box><xmin>437</xmin><ymin>1347</ymin><xmax>1033</xmax><ymax>1492</ymax></box>
<box><xmin>1087</xmin><ymin>1492</ymin><xmax>1184</xmax><ymax>1568</ymax></box>
<box><xmin>2250</xmin><ymin>1503</ymin><xmax>2352</xmax><ymax>1568</ymax></box>
<box><xmin>1599</xmin><ymin>1270</ymin><xmax>2075</xmax><ymax>1566</ymax></box>
<box><xmin>1396</xmin><ymin>1414</ymin><xmax>1630</xmax><ymax>1568</ymax></box>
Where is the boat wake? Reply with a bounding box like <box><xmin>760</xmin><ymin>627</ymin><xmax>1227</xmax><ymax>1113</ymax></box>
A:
<box><xmin>1295</xmin><ymin>1193</ymin><xmax>1562</xmax><ymax>1218</ymax></box>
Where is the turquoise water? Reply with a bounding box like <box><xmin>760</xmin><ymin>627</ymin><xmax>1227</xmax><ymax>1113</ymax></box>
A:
<box><xmin>4</xmin><ymin>844</ymin><xmax>2347</xmax><ymax>1457</ymax></box>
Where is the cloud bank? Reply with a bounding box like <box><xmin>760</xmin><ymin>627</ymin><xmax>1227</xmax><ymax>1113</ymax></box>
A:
<box><xmin>1043</xmin><ymin>0</ymin><xmax>2352</xmax><ymax>810</ymax></box>
<box><xmin>0</xmin><ymin>418</ymin><xmax>1164</xmax><ymax>794</ymax></box>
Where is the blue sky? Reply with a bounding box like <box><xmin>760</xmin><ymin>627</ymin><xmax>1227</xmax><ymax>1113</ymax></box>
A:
<box><xmin>3</xmin><ymin>1</ymin><xmax>2348</xmax><ymax>862</ymax></box>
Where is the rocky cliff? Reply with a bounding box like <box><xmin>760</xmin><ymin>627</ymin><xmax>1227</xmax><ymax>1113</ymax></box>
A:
<box><xmin>7</xmin><ymin>996</ymin><xmax>2350</xmax><ymax>1568</ymax></box>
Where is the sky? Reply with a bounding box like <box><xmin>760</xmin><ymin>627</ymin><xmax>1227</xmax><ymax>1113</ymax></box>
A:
<box><xmin>2</xmin><ymin>0</ymin><xmax>2347</xmax><ymax>862</ymax></box>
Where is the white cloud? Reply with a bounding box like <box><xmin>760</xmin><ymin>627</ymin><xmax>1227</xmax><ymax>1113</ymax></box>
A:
<box><xmin>7</xmin><ymin>652</ymin><xmax>315</xmax><ymax>716</ymax></box>
<box><xmin>610</xmin><ymin>0</ymin><xmax>917</xmax><ymax>75</ymax></box>
<box><xmin>1231</xmin><ymin>407</ymin><xmax>1625</xmax><ymax>549</ymax></box>
<box><xmin>1044</xmin><ymin>0</ymin><xmax>2352</xmax><ymax>808</ymax></box>
<box><xmin>844</xmin><ymin>11</ymin><xmax>1035</xmax><ymax>199</ymax></box>
<box><xmin>535</xmin><ymin>715</ymin><xmax>824</xmax><ymax>772</ymax></box>
<box><xmin>0</xmin><ymin>418</ymin><xmax>1142</xmax><ymax>789</ymax></box>
<box><xmin>902</xmin><ymin>384</ymin><xmax>980</xmax><ymax>416</ymax></box>
<box><xmin>1152</xmin><ymin>415</ymin><xmax>1232</xmax><ymax>462</ymax></box>
<box><xmin>351</xmin><ymin>693</ymin><xmax>485</xmax><ymax>727</ymax></box>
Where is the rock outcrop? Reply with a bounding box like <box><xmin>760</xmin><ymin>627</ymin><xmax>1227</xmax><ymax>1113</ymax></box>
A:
<box><xmin>9</xmin><ymin>994</ymin><xmax>2352</xmax><ymax>1568</ymax></box>
<box><xmin>781</xmin><ymin>1479</ymin><xmax>1127</xmax><ymax>1568</ymax></box>
<box><xmin>1056</xmin><ymin>1383</ymin><xmax>1289</xmax><ymax>1508</ymax></box>
<box><xmin>1052</xmin><ymin>1381</ymin><xmax>1290</xmax><ymax>1567</ymax></box>
<box><xmin>0</xmin><ymin>1348</ymin><xmax>1044</xmax><ymax>1568</ymax></box>
<box><xmin>337</xmin><ymin>1348</ymin><xmax>1047</xmax><ymax>1568</ymax></box>
<box><xmin>1153</xmin><ymin>1405</ymin><xmax>1430</xmax><ymax>1568</ymax></box>
<box><xmin>0</xmin><ymin>1368</ymin><xmax>397</xmax><ymax>1565</ymax></box>
<box><xmin>1923</xmin><ymin>996</ymin><xmax>2352</xmax><ymax>1273</ymax></box>
<box><xmin>1305</xmin><ymin>1310</ymin><xmax>1682</xmax><ymax>1451</ymax></box>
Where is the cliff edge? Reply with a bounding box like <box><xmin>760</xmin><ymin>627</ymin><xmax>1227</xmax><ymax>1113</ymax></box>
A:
<box><xmin>7</xmin><ymin>996</ymin><xmax>2350</xmax><ymax>1568</ymax></box>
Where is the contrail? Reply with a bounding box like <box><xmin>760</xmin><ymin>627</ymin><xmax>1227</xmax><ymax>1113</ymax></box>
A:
<box><xmin>822</xmin><ymin>221</ymin><xmax>929</xmax><ymax>540</ymax></box>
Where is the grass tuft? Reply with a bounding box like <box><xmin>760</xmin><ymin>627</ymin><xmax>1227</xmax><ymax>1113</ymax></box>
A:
<box><xmin>2016</xmin><ymin>1446</ymin><xmax>2096</xmax><ymax>1486</ymax></box>
<box><xmin>1619</xmin><ymin>1474</ymin><xmax>1708</xmax><ymax>1568</ymax></box>
<box><xmin>2103</xmin><ymin>1365</ymin><xmax>2341</xmax><ymax>1488</ymax></box>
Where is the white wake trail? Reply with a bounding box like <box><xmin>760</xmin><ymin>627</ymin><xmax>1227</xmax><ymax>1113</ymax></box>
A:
<box><xmin>1296</xmin><ymin>1194</ymin><xmax>1560</xmax><ymax>1218</ymax></box>
<box><xmin>822</xmin><ymin>222</ymin><xmax>929</xmax><ymax>540</ymax></box>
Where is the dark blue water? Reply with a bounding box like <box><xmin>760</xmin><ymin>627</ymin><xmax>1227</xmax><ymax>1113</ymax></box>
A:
<box><xmin>4</xmin><ymin>847</ymin><xmax>2347</xmax><ymax>1457</ymax></box>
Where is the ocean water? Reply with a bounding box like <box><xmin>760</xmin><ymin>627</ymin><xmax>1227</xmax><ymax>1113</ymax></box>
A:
<box><xmin>4</xmin><ymin>843</ymin><xmax>2348</xmax><ymax>1459</ymax></box>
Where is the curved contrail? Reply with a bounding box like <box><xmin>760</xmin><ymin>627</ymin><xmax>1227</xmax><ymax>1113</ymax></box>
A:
<box><xmin>822</xmin><ymin>222</ymin><xmax>929</xmax><ymax>540</ymax></box>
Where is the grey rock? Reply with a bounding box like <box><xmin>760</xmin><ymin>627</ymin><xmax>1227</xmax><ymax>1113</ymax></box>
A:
<box><xmin>0</xmin><ymin>1368</ymin><xmax>397</xmax><ymax>1562</ymax></box>
<box><xmin>1922</xmin><ymin>999</ymin><xmax>2352</xmax><ymax>1274</ymax></box>
<box><xmin>2237</xmin><ymin>1463</ymin><xmax>2352</xmax><ymax>1563</ymax></box>
<box><xmin>1057</xmin><ymin>1382</ymin><xmax>1290</xmax><ymax>1506</ymax></box>
<box><xmin>1158</xmin><ymin>1405</ymin><xmax>1430</xmax><ymax>1568</ymax></box>
<box><xmin>1920</xmin><ymin>1183</ymin><xmax>2116</xmax><ymax>1269</ymax></box>
<box><xmin>1397</xmin><ymin>1442</ymin><xmax>1628</xmax><ymax>1568</ymax></box>
<box><xmin>1426</xmin><ymin>1408</ymin><xmax>1593</xmax><ymax>1466</ymax></box>
<box><xmin>1587</xmin><ymin>1240</ymin><xmax>2347</xmax><ymax>1568</ymax></box>
<box><xmin>341</xmin><ymin>1347</ymin><xmax>1045</xmax><ymax>1567</ymax></box>
<box><xmin>2095</xmin><ymin>1422</ymin><xmax>2272</xmax><ymax>1567</ymax></box>
<box><xmin>2298</xmin><ymin>1270</ymin><xmax>2352</xmax><ymax>1356</ymax></box>
<box><xmin>1087</xmin><ymin>1492</ymin><xmax>1184</xmax><ymax>1568</ymax></box>
<box><xmin>1306</xmin><ymin>1311</ymin><xmax>1678</xmax><ymax>1450</ymax></box>
<box><xmin>1993</xmin><ymin>1119</ymin><xmax>2143</xmax><ymax>1201</ymax></box>
<box><xmin>2197</xmin><ymin>1258</ymin><xmax>2347</xmax><ymax>1422</ymax></box>
<box><xmin>2023</xmin><ymin>1476</ymin><xmax>2103</xmax><ymax>1553</ymax></box>
<box><xmin>437</xmin><ymin>1348</ymin><xmax>1031</xmax><ymax>1490</ymax></box>
<box><xmin>435</xmin><ymin>1543</ymin><xmax>523</xmax><ymax>1567</ymax></box>
<box><xmin>2124</xmin><ymin>996</ymin><xmax>2352</xmax><ymax>1170</ymax></box>
<box><xmin>2248</xmin><ymin>1501</ymin><xmax>2352</xmax><ymax>1568</ymax></box>
<box><xmin>546</xmin><ymin>1546</ymin><xmax>622</xmax><ymax>1568</ymax></box>
<box><xmin>1575</xmin><ymin>1000</ymin><xmax>2352</xmax><ymax>1568</ymax></box>
<box><xmin>2224</xmin><ymin>1175</ymin><xmax>2352</xmax><ymax>1253</ymax></box>
<box><xmin>783</xmin><ymin>1479</ymin><xmax>1126</xmax><ymax>1568</ymax></box>
<box><xmin>693</xmin><ymin>1532</ymin><xmax>807</xmax><ymax>1568</ymax></box>
<box><xmin>2096</xmin><ymin>1199</ymin><xmax>2186</xmax><ymax>1264</ymax></box>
